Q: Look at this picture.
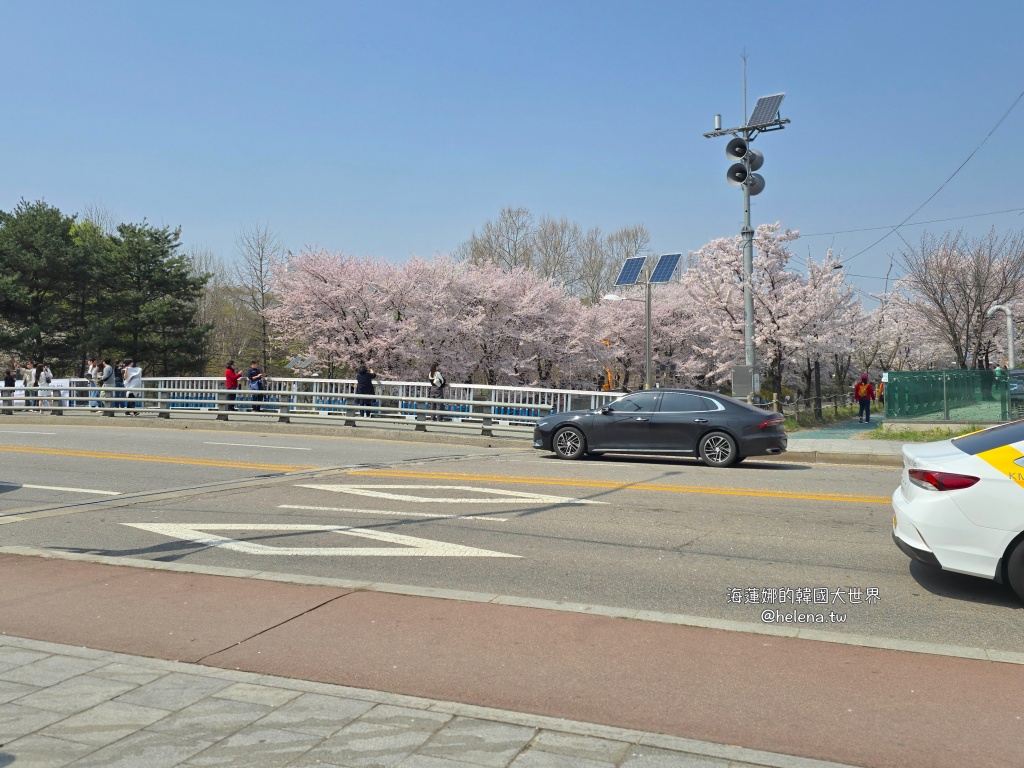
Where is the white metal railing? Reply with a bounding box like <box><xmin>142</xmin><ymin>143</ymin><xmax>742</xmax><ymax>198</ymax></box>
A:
<box><xmin>0</xmin><ymin>378</ymin><xmax>624</xmax><ymax>437</ymax></box>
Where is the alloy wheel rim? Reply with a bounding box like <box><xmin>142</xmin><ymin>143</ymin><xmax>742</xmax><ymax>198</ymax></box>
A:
<box><xmin>556</xmin><ymin>431</ymin><xmax>581</xmax><ymax>455</ymax></box>
<box><xmin>705</xmin><ymin>435</ymin><xmax>731</xmax><ymax>462</ymax></box>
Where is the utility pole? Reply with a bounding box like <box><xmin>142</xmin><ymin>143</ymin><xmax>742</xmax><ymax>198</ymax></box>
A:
<box><xmin>703</xmin><ymin>61</ymin><xmax>790</xmax><ymax>400</ymax></box>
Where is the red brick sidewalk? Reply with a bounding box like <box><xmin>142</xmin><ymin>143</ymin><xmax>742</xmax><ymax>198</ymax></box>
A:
<box><xmin>1</xmin><ymin>553</ymin><xmax>1021</xmax><ymax>768</ymax></box>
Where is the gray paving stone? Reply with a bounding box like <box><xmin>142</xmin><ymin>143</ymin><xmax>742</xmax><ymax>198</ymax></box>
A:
<box><xmin>16</xmin><ymin>675</ymin><xmax>136</xmax><ymax>714</ymax></box>
<box><xmin>0</xmin><ymin>647</ymin><xmax>50</xmax><ymax>668</ymax></box>
<box><xmin>0</xmin><ymin>732</ymin><xmax>98</xmax><ymax>767</ymax></box>
<box><xmin>212</xmin><ymin>682</ymin><xmax>301</xmax><ymax>708</ymax></box>
<box><xmin>91</xmin><ymin>662</ymin><xmax>169</xmax><ymax>686</ymax></box>
<box><xmin>619</xmin><ymin>747</ymin><xmax>730</xmax><ymax>767</ymax></box>
<box><xmin>114</xmin><ymin>672</ymin><xmax>233</xmax><ymax>711</ymax></box>
<box><xmin>0</xmin><ymin>679</ymin><xmax>40</xmax><ymax>705</ymax></box>
<box><xmin>184</xmin><ymin>724</ymin><xmax>322</xmax><ymax>767</ymax></box>
<box><xmin>0</xmin><ymin>702</ymin><xmax>67</xmax><ymax>742</ymax></box>
<box><xmin>0</xmin><ymin>656</ymin><xmax>106</xmax><ymax>687</ymax></box>
<box><xmin>40</xmin><ymin>701</ymin><xmax>169</xmax><ymax>746</ymax></box>
<box><xmin>400</xmin><ymin>755</ymin><xmax>497</xmax><ymax>768</ymax></box>
<box><xmin>359</xmin><ymin>704</ymin><xmax>452</xmax><ymax>732</ymax></box>
<box><xmin>254</xmin><ymin>692</ymin><xmax>374</xmax><ymax>737</ymax></box>
<box><xmin>418</xmin><ymin>717</ymin><xmax>535</xmax><ymax>767</ymax></box>
<box><xmin>301</xmin><ymin>720</ymin><xmax>435</xmax><ymax>767</ymax></box>
<box><xmin>147</xmin><ymin>696</ymin><xmax>273</xmax><ymax>741</ymax></box>
<box><xmin>67</xmin><ymin>729</ymin><xmax>215</xmax><ymax>768</ymax></box>
<box><xmin>508</xmin><ymin>748</ymin><xmax>617</xmax><ymax>768</ymax></box>
<box><xmin>529</xmin><ymin>731</ymin><xmax>632</xmax><ymax>764</ymax></box>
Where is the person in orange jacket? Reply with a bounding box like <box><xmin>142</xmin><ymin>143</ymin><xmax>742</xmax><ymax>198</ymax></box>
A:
<box><xmin>855</xmin><ymin>373</ymin><xmax>875</xmax><ymax>423</ymax></box>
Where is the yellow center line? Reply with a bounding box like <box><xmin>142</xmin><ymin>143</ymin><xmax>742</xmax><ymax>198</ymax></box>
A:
<box><xmin>0</xmin><ymin>445</ymin><xmax>314</xmax><ymax>473</ymax></box>
<box><xmin>349</xmin><ymin>469</ymin><xmax>891</xmax><ymax>504</ymax></box>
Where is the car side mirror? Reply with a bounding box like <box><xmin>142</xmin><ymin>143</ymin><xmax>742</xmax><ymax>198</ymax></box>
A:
<box><xmin>600</xmin><ymin>407</ymin><xmax>612</xmax><ymax>415</ymax></box>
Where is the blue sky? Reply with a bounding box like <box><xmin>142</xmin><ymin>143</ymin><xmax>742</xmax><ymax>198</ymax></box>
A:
<box><xmin>2</xmin><ymin>1</ymin><xmax>1023</xmax><ymax>299</ymax></box>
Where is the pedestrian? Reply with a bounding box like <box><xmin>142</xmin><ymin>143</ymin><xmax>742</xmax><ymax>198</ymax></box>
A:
<box><xmin>355</xmin><ymin>364</ymin><xmax>377</xmax><ymax>417</ymax></box>
<box><xmin>877</xmin><ymin>379</ymin><xmax>885</xmax><ymax>408</ymax></box>
<box><xmin>21</xmin><ymin>361</ymin><xmax>34</xmax><ymax>409</ymax></box>
<box><xmin>32</xmin><ymin>363</ymin><xmax>52</xmax><ymax>411</ymax></box>
<box><xmin>2</xmin><ymin>368</ymin><xmax>15</xmax><ymax>415</ymax></box>
<box><xmin>427</xmin><ymin>362</ymin><xmax>446</xmax><ymax>421</ymax></box>
<box><xmin>97</xmin><ymin>358</ymin><xmax>116</xmax><ymax>416</ymax></box>
<box><xmin>246</xmin><ymin>360</ymin><xmax>265</xmax><ymax>412</ymax></box>
<box><xmin>854</xmin><ymin>373</ymin><xmax>875</xmax><ymax>423</ymax></box>
<box><xmin>88</xmin><ymin>358</ymin><xmax>103</xmax><ymax>408</ymax></box>
<box><xmin>224</xmin><ymin>360</ymin><xmax>240</xmax><ymax>411</ymax></box>
<box><xmin>114</xmin><ymin>361</ymin><xmax>126</xmax><ymax>409</ymax></box>
<box><xmin>123</xmin><ymin>360</ymin><xmax>142</xmax><ymax>415</ymax></box>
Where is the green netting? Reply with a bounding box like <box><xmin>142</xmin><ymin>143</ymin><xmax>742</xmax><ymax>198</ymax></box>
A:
<box><xmin>884</xmin><ymin>370</ymin><xmax>1024</xmax><ymax>422</ymax></box>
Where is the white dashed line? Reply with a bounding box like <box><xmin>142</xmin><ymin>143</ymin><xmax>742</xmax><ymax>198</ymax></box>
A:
<box><xmin>0</xmin><ymin>483</ymin><xmax>120</xmax><ymax>496</ymax></box>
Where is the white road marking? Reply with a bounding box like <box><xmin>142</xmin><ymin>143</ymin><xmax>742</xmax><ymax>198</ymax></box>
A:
<box><xmin>124</xmin><ymin>523</ymin><xmax>519</xmax><ymax>558</ymax></box>
<box><xmin>0</xmin><ymin>431</ymin><xmax>57</xmax><ymax>435</ymax></box>
<box><xmin>0</xmin><ymin>482</ymin><xmax>120</xmax><ymax>496</ymax></box>
<box><xmin>297</xmin><ymin>484</ymin><xmax>605</xmax><ymax>504</ymax></box>
<box><xmin>205</xmin><ymin>442</ymin><xmax>312</xmax><ymax>451</ymax></box>
<box><xmin>279</xmin><ymin>504</ymin><xmax>508</xmax><ymax>522</ymax></box>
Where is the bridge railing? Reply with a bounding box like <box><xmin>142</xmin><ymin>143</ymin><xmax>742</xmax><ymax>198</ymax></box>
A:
<box><xmin>0</xmin><ymin>378</ymin><xmax>624</xmax><ymax>437</ymax></box>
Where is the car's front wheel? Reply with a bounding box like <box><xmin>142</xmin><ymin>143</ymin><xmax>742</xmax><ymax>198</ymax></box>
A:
<box><xmin>553</xmin><ymin>427</ymin><xmax>586</xmax><ymax>460</ymax></box>
<box><xmin>1006</xmin><ymin>540</ymin><xmax>1024</xmax><ymax>602</ymax></box>
<box><xmin>698</xmin><ymin>432</ymin><xmax>738</xmax><ymax>467</ymax></box>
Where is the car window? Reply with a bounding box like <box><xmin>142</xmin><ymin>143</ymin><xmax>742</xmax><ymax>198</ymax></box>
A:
<box><xmin>951</xmin><ymin>419</ymin><xmax>1024</xmax><ymax>455</ymax></box>
<box><xmin>610</xmin><ymin>392</ymin><xmax>660</xmax><ymax>413</ymax></box>
<box><xmin>658</xmin><ymin>393</ymin><xmax>708</xmax><ymax>412</ymax></box>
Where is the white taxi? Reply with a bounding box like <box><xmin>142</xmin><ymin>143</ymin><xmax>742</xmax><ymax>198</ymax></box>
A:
<box><xmin>892</xmin><ymin>420</ymin><xmax>1024</xmax><ymax>600</ymax></box>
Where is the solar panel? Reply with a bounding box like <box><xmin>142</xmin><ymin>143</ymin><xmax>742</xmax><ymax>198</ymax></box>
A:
<box><xmin>748</xmin><ymin>93</ymin><xmax>785</xmax><ymax>127</ymax></box>
<box><xmin>648</xmin><ymin>253</ymin><xmax>681</xmax><ymax>284</ymax></box>
<box><xmin>614</xmin><ymin>256</ymin><xmax>647</xmax><ymax>286</ymax></box>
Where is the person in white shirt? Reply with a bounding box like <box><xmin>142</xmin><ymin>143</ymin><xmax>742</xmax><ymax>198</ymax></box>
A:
<box><xmin>123</xmin><ymin>360</ymin><xmax>142</xmax><ymax>415</ymax></box>
<box><xmin>86</xmin><ymin>358</ymin><xmax>100</xmax><ymax>408</ymax></box>
<box><xmin>31</xmin><ymin>363</ymin><xmax>52</xmax><ymax>411</ymax></box>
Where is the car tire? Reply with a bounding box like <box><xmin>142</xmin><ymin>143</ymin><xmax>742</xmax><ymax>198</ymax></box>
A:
<box><xmin>698</xmin><ymin>432</ymin><xmax>738</xmax><ymax>467</ymax></box>
<box><xmin>1006</xmin><ymin>540</ymin><xmax>1024</xmax><ymax>602</ymax></box>
<box><xmin>553</xmin><ymin>427</ymin><xmax>586</xmax><ymax>460</ymax></box>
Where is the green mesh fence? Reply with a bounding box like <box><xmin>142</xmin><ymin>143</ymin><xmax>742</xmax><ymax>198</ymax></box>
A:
<box><xmin>884</xmin><ymin>370</ymin><xmax>1024</xmax><ymax>422</ymax></box>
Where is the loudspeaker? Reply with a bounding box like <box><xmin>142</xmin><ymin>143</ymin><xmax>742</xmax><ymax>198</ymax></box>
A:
<box><xmin>746</xmin><ymin>173</ymin><xmax>765</xmax><ymax>195</ymax></box>
<box><xmin>746</xmin><ymin>149</ymin><xmax>764</xmax><ymax>172</ymax></box>
<box><xmin>725</xmin><ymin>137</ymin><xmax>748</xmax><ymax>159</ymax></box>
<box><xmin>727</xmin><ymin>163</ymin><xmax>747</xmax><ymax>186</ymax></box>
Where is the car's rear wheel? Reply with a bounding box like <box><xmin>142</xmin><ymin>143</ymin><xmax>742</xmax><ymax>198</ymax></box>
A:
<box><xmin>553</xmin><ymin>427</ymin><xmax>586</xmax><ymax>460</ymax></box>
<box><xmin>1006</xmin><ymin>540</ymin><xmax>1024</xmax><ymax>602</ymax></box>
<box><xmin>698</xmin><ymin>432</ymin><xmax>738</xmax><ymax>467</ymax></box>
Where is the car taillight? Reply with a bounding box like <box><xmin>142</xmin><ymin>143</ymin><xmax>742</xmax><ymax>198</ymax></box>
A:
<box><xmin>759</xmin><ymin>416</ymin><xmax>784</xmax><ymax>430</ymax></box>
<box><xmin>908</xmin><ymin>469</ymin><xmax>980</xmax><ymax>492</ymax></box>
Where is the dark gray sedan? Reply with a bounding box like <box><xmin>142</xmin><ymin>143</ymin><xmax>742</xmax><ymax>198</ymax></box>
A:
<box><xmin>533</xmin><ymin>389</ymin><xmax>787</xmax><ymax>466</ymax></box>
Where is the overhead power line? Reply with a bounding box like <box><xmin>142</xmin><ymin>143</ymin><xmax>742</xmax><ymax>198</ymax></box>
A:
<box><xmin>797</xmin><ymin>206</ymin><xmax>1024</xmax><ymax>237</ymax></box>
<box><xmin>838</xmin><ymin>86</ymin><xmax>1024</xmax><ymax>266</ymax></box>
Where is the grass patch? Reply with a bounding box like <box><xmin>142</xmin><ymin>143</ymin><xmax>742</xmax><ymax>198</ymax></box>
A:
<box><xmin>783</xmin><ymin>404</ymin><xmax>859</xmax><ymax>432</ymax></box>
<box><xmin>862</xmin><ymin>425</ymin><xmax>986</xmax><ymax>442</ymax></box>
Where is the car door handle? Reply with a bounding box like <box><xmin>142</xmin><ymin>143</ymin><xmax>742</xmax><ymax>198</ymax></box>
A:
<box><xmin>693</xmin><ymin>418</ymin><xmax>708</xmax><ymax>423</ymax></box>
<box><xmin>635</xmin><ymin>417</ymin><xmax>650</xmax><ymax>422</ymax></box>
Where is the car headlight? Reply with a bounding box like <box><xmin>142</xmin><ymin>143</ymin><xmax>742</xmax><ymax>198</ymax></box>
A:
<box><xmin>537</xmin><ymin>421</ymin><xmax>549</xmax><ymax>428</ymax></box>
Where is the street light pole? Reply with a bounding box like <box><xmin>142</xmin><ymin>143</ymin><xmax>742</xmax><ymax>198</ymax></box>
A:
<box><xmin>987</xmin><ymin>304</ymin><xmax>1017</xmax><ymax>369</ymax></box>
<box><xmin>741</xmin><ymin>142</ymin><xmax>755</xmax><ymax>373</ymax></box>
<box><xmin>645</xmin><ymin>278</ymin><xmax>653</xmax><ymax>389</ymax></box>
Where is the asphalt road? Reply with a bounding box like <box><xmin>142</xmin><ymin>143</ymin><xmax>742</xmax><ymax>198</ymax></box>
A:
<box><xmin>2</xmin><ymin>420</ymin><xmax>1022</xmax><ymax>653</ymax></box>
